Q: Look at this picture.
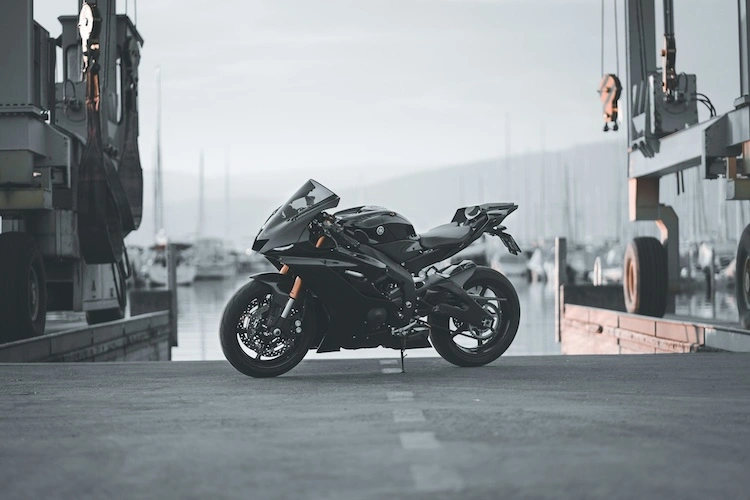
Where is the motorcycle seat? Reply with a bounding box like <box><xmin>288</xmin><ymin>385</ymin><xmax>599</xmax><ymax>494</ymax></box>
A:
<box><xmin>419</xmin><ymin>223</ymin><xmax>473</xmax><ymax>249</ymax></box>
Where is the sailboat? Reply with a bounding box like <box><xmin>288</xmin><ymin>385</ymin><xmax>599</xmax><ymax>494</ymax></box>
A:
<box><xmin>143</xmin><ymin>241</ymin><xmax>197</xmax><ymax>286</ymax></box>
<box><xmin>193</xmin><ymin>151</ymin><xmax>236</xmax><ymax>280</ymax></box>
<box><xmin>193</xmin><ymin>237</ymin><xmax>236</xmax><ymax>279</ymax></box>
<box><xmin>142</xmin><ymin>68</ymin><xmax>197</xmax><ymax>287</ymax></box>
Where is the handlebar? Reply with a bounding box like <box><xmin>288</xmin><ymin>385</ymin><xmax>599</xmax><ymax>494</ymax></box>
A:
<box><xmin>314</xmin><ymin>212</ymin><xmax>361</xmax><ymax>248</ymax></box>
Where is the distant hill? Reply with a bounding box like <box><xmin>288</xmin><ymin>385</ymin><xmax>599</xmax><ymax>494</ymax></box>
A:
<box><xmin>127</xmin><ymin>139</ymin><xmax>750</xmax><ymax>249</ymax></box>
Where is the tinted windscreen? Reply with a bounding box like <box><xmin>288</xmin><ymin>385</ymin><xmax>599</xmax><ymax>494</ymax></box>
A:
<box><xmin>265</xmin><ymin>180</ymin><xmax>336</xmax><ymax>228</ymax></box>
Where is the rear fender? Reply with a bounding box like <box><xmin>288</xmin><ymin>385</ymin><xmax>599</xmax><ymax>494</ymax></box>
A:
<box><xmin>486</xmin><ymin>227</ymin><xmax>522</xmax><ymax>255</ymax></box>
<box><xmin>439</xmin><ymin>260</ymin><xmax>476</xmax><ymax>287</ymax></box>
<box><xmin>418</xmin><ymin>260</ymin><xmax>476</xmax><ymax>296</ymax></box>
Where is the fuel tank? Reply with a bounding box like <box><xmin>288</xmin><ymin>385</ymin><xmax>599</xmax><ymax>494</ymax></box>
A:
<box><xmin>335</xmin><ymin>206</ymin><xmax>421</xmax><ymax>263</ymax></box>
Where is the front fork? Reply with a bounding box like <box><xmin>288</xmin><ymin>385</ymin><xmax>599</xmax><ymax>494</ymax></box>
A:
<box><xmin>275</xmin><ymin>236</ymin><xmax>326</xmax><ymax>327</ymax></box>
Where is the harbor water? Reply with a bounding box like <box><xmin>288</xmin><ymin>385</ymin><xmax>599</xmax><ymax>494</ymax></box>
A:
<box><xmin>168</xmin><ymin>276</ymin><xmax>739</xmax><ymax>361</ymax></box>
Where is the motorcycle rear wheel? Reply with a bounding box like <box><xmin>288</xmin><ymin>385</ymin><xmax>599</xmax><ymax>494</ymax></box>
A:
<box><xmin>429</xmin><ymin>266</ymin><xmax>520</xmax><ymax>367</ymax></box>
<box><xmin>220</xmin><ymin>280</ymin><xmax>314</xmax><ymax>378</ymax></box>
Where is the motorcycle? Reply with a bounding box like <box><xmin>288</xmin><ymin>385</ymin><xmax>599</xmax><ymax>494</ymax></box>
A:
<box><xmin>220</xmin><ymin>179</ymin><xmax>522</xmax><ymax>377</ymax></box>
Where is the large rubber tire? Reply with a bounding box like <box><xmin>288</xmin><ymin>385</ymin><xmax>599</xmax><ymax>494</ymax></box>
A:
<box><xmin>86</xmin><ymin>264</ymin><xmax>127</xmax><ymax>325</ymax></box>
<box><xmin>735</xmin><ymin>225</ymin><xmax>750</xmax><ymax>329</ymax></box>
<box><xmin>0</xmin><ymin>232</ymin><xmax>47</xmax><ymax>343</ymax></box>
<box><xmin>220</xmin><ymin>280</ymin><xmax>315</xmax><ymax>377</ymax></box>
<box><xmin>429</xmin><ymin>266</ymin><xmax>520</xmax><ymax>367</ymax></box>
<box><xmin>623</xmin><ymin>237</ymin><xmax>667</xmax><ymax>317</ymax></box>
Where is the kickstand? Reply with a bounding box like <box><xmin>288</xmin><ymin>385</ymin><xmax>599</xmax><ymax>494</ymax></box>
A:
<box><xmin>400</xmin><ymin>338</ymin><xmax>407</xmax><ymax>373</ymax></box>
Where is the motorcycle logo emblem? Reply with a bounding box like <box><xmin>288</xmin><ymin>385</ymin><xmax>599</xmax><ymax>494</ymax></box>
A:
<box><xmin>376</xmin><ymin>225</ymin><xmax>385</xmax><ymax>236</ymax></box>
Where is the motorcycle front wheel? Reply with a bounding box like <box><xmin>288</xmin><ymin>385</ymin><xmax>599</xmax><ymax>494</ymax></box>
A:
<box><xmin>220</xmin><ymin>280</ymin><xmax>315</xmax><ymax>377</ymax></box>
<box><xmin>429</xmin><ymin>266</ymin><xmax>520</xmax><ymax>367</ymax></box>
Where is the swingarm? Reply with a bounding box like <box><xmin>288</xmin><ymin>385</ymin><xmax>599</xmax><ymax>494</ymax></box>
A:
<box><xmin>417</xmin><ymin>261</ymin><xmax>493</xmax><ymax>327</ymax></box>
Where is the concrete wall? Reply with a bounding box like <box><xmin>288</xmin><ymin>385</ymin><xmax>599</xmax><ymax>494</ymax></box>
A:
<box><xmin>558</xmin><ymin>283</ymin><xmax>750</xmax><ymax>353</ymax></box>
<box><xmin>0</xmin><ymin>312</ymin><xmax>171</xmax><ymax>362</ymax></box>
<box><xmin>561</xmin><ymin>304</ymin><xmax>706</xmax><ymax>354</ymax></box>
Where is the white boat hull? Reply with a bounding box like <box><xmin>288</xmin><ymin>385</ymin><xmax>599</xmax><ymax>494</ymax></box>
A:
<box><xmin>193</xmin><ymin>238</ymin><xmax>237</xmax><ymax>280</ymax></box>
<box><xmin>147</xmin><ymin>263</ymin><xmax>197</xmax><ymax>286</ymax></box>
<box><xmin>195</xmin><ymin>262</ymin><xmax>236</xmax><ymax>280</ymax></box>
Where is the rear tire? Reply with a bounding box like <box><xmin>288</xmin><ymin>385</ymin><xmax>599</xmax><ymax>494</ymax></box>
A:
<box><xmin>622</xmin><ymin>237</ymin><xmax>667</xmax><ymax>317</ymax></box>
<box><xmin>220</xmin><ymin>280</ymin><xmax>315</xmax><ymax>377</ymax></box>
<box><xmin>0</xmin><ymin>232</ymin><xmax>47</xmax><ymax>343</ymax></box>
<box><xmin>735</xmin><ymin>225</ymin><xmax>750</xmax><ymax>329</ymax></box>
<box><xmin>429</xmin><ymin>266</ymin><xmax>520</xmax><ymax>367</ymax></box>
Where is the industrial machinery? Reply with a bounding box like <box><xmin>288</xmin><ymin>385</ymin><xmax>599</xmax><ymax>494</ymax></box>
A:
<box><xmin>0</xmin><ymin>0</ymin><xmax>143</xmax><ymax>342</ymax></box>
<box><xmin>599</xmin><ymin>0</ymin><xmax>750</xmax><ymax>326</ymax></box>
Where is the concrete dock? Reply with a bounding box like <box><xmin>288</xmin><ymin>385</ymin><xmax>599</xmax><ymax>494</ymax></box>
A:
<box><xmin>2</xmin><ymin>354</ymin><xmax>750</xmax><ymax>499</ymax></box>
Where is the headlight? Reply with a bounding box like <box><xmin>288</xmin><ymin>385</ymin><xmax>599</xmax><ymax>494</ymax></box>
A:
<box><xmin>271</xmin><ymin>244</ymin><xmax>294</xmax><ymax>252</ymax></box>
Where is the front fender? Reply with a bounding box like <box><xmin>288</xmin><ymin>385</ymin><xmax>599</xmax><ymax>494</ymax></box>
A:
<box><xmin>247</xmin><ymin>272</ymin><xmax>326</xmax><ymax>348</ymax></box>
<box><xmin>248</xmin><ymin>271</ymin><xmax>295</xmax><ymax>298</ymax></box>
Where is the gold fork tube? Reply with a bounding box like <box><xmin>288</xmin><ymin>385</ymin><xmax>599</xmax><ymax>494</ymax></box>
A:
<box><xmin>285</xmin><ymin>236</ymin><xmax>326</xmax><ymax>302</ymax></box>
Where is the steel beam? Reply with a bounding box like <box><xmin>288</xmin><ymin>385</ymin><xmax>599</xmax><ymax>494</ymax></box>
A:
<box><xmin>727</xmin><ymin>178</ymin><xmax>750</xmax><ymax>199</ymax></box>
<box><xmin>554</xmin><ymin>238</ymin><xmax>566</xmax><ymax>343</ymax></box>
<box><xmin>629</xmin><ymin>115</ymin><xmax>723</xmax><ymax>178</ymax></box>
<box><xmin>625</xmin><ymin>0</ymin><xmax>657</xmax><ymax>145</ymax></box>
<box><xmin>0</xmin><ymin>187</ymin><xmax>53</xmax><ymax>211</ymax></box>
<box><xmin>628</xmin><ymin>107</ymin><xmax>750</xmax><ymax>179</ymax></box>
<box><xmin>0</xmin><ymin>0</ymin><xmax>34</xmax><ymax>107</ymax></box>
<box><xmin>737</xmin><ymin>0</ymin><xmax>750</xmax><ymax>108</ymax></box>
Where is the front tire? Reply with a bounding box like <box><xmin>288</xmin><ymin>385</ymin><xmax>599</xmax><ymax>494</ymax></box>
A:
<box><xmin>429</xmin><ymin>266</ymin><xmax>520</xmax><ymax>367</ymax></box>
<box><xmin>220</xmin><ymin>280</ymin><xmax>315</xmax><ymax>377</ymax></box>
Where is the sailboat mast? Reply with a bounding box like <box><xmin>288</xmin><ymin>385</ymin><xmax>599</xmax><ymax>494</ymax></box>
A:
<box><xmin>540</xmin><ymin>122</ymin><xmax>546</xmax><ymax>242</ymax></box>
<box><xmin>155</xmin><ymin>66</ymin><xmax>163</xmax><ymax>236</ymax></box>
<box><xmin>356</xmin><ymin>170</ymin><xmax>364</xmax><ymax>206</ymax></box>
<box><xmin>225</xmin><ymin>149</ymin><xmax>230</xmax><ymax>241</ymax></box>
<box><xmin>197</xmin><ymin>150</ymin><xmax>204</xmax><ymax>238</ymax></box>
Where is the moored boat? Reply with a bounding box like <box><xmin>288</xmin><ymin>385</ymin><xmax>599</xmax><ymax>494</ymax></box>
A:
<box><xmin>143</xmin><ymin>243</ymin><xmax>197</xmax><ymax>286</ymax></box>
<box><xmin>193</xmin><ymin>237</ymin><xmax>236</xmax><ymax>280</ymax></box>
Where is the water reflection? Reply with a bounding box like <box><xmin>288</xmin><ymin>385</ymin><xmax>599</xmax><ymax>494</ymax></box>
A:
<box><xmin>170</xmin><ymin>276</ymin><xmax>561</xmax><ymax>361</ymax></box>
<box><xmin>673</xmin><ymin>286</ymin><xmax>738</xmax><ymax>323</ymax></box>
<box><xmin>162</xmin><ymin>275</ymin><xmax>743</xmax><ymax>361</ymax></box>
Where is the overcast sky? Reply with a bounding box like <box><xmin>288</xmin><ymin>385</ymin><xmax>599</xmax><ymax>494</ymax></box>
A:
<box><xmin>34</xmin><ymin>0</ymin><xmax>741</xmax><ymax>184</ymax></box>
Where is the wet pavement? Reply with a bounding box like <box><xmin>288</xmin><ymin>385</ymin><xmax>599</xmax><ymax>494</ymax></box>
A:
<box><xmin>2</xmin><ymin>354</ymin><xmax>750</xmax><ymax>499</ymax></box>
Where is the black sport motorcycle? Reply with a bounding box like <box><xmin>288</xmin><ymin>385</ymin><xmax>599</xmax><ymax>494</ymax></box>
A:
<box><xmin>220</xmin><ymin>179</ymin><xmax>522</xmax><ymax>377</ymax></box>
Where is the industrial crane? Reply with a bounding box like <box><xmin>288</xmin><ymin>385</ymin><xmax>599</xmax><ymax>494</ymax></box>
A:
<box><xmin>0</xmin><ymin>0</ymin><xmax>144</xmax><ymax>342</ymax></box>
<box><xmin>598</xmin><ymin>0</ymin><xmax>750</xmax><ymax>327</ymax></box>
